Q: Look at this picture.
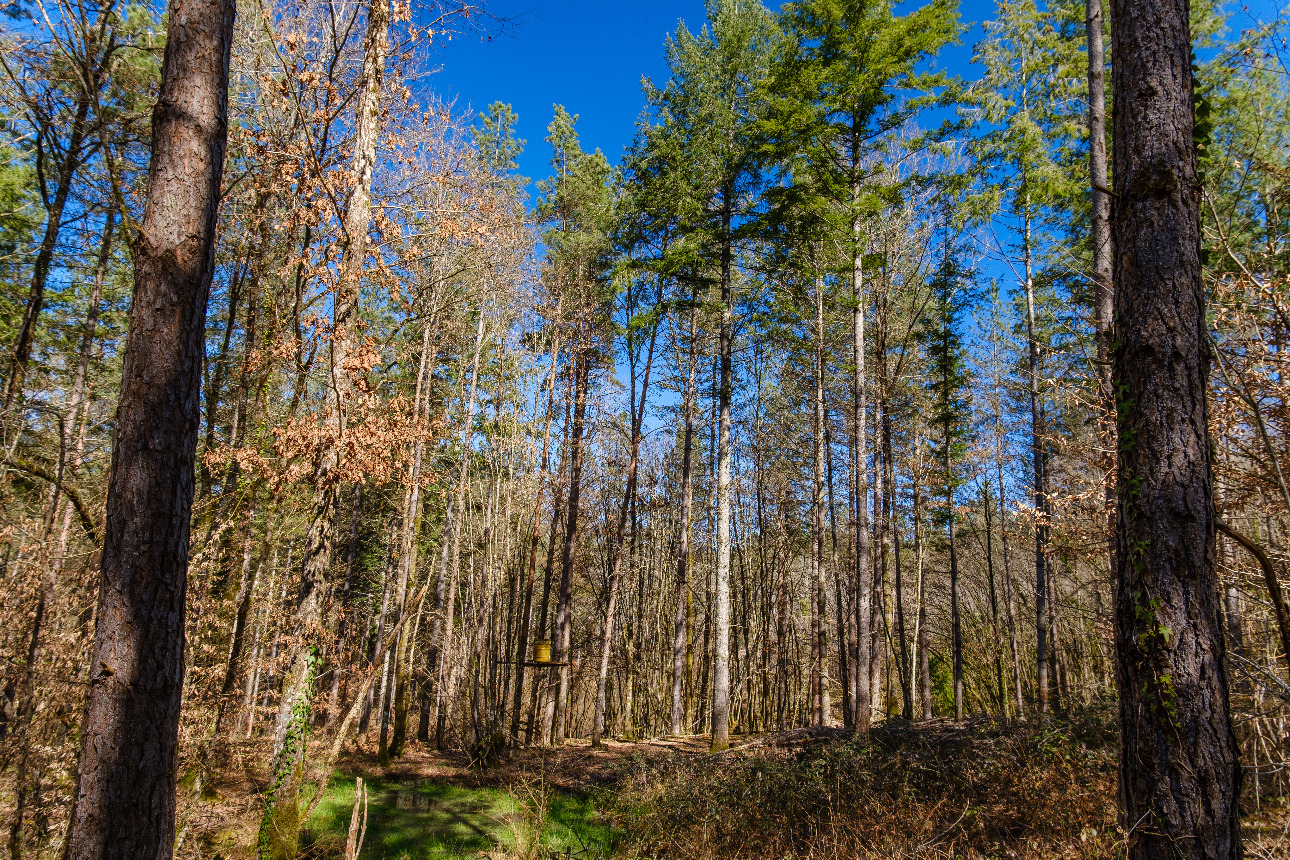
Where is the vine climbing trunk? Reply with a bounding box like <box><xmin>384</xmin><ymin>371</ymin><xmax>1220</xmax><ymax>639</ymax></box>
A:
<box><xmin>260</xmin><ymin>0</ymin><xmax>388</xmax><ymax>854</ymax></box>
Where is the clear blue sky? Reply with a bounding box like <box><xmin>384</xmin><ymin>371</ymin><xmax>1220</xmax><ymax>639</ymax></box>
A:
<box><xmin>426</xmin><ymin>1</ymin><xmax>997</xmax><ymax>189</ymax></box>
<box><xmin>426</xmin><ymin>0</ymin><xmax>1283</xmax><ymax>190</ymax></box>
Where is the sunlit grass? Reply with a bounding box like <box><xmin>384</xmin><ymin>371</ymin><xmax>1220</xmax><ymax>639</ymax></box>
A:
<box><xmin>304</xmin><ymin>774</ymin><xmax>617</xmax><ymax>859</ymax></box>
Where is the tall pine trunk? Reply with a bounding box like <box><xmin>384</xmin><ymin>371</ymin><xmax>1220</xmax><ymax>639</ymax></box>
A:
<box><xmin>592</xmin><ymin>307</ymin><xmax>658</xmax><ymax>745</ymax></box>
<box><xmin>64</xmin><ymin>0</ymin><xmax>234</xmax><ymax>851</ymax></box>
<box><xmin>543</xmin><ymin>344</ymin><xmax>588</xmax><ymax>746</ymax></box>
<box><xmin>1109</xmin><ymin>1</ymin><xmax>1241</xmax><ymax>855</ymax></box>
<box><xmin>1022</xmin><ymin>196</ymin><xmax>1050</xmax><ymax>721</ymax></box>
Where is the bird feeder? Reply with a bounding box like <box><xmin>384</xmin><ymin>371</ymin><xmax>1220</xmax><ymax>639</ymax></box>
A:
<box><xmin>533</xmin><ymin>639</ymin><xmax>552</xmax><ymax>664</ymax></box>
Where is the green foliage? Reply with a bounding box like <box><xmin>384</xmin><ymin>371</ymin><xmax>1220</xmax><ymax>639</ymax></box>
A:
<box><xmin>928</xmin><ymin>652</ymin><xmax>954</xmax><ymax>717</ymax></box>
<box><xmin>923</xmin><ymin>252</ymin><xmax>970</xmax><ymax>524</ymax></box>
<box><xmin>764</xmin><ymin>0</ymin><xmax>960</xmax><ymax>239</ymax></box>
<box><xmin>476</xmin><ymin>102</ymin><xmax>527</xmax><ymax>189</ymax></box>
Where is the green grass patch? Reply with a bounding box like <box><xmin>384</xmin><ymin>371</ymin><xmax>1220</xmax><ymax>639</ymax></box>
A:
<box><xmin>304</xmin><ymin>774</ymin><xmax>618</xmax><ymax>859</ymax></box>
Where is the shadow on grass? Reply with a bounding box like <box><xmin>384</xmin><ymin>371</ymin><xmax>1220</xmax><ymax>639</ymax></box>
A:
<box><xmin>304</xmin><ymin>775</ymin><xmax>616</xmax><ymax>859</ymax></box>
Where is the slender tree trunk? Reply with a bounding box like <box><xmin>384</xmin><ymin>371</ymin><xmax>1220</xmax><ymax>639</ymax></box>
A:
<box><xmin>544</xmin><ymin>345</ymin><xmax>589</xmax><ymax>746</ymax></box>
<box><xmin>434</xmin><ymin>311</ymin><xmax>487</xmax><ymax>750</ymax></box>
<box><xmin>5</xmin><ymin>92</ymin><xmax>92</xmax><ymax>408</ymax></box>
<box><xmin>1110</xmin><ymin>2</ymin><xmax>1241</xmax><ymax>854</ymax></box>
<box><xmin>851</xmin><ymin>178</ymin><xmax>872</xmax><ymax>736</ymax></box>
<box><xmin>913</xmin><ymin>441</ymin><xmax>931</xmax><ymax>719</ymax></box>
<box><xmin>1022</xmin><ymin>197</ymin><xmax>1050</xmax><ymax>722</ymax></box>
<box><xmin>711</xmin><ymin>187</ymin><xmax>734</xmax><ymax>751</ymax></box>
<box><xmin>811</xmin><ymin>278</ymin><xmax>827</xmax><ymax>727</ymax></box>
<box><xmin>593</xmin><ymin>309</ymin><xmax>659</xmax><ymax>746</ymax></box>
<box><xmin>261</xmin><ymin>0</ymin><xmax>387</xmax><ymax>852</ymax></box>
<box><xmin>386</xmin><ymin>322</ymin><xmax>436</xmax><ymax>760</ymax></box>
<box><xmin>1087</xmin><ymin>0</ymin><xmax>1116</xmax><ymax>576</ymax></box>
<box><xmin>949</xmin><ymin>512</ymin><xmax>963</xmax><ymax>721</ymax></box>
<box><xmin>982</xmin><ymin>484</ymin><xmax>1005</xmax><ymax>715</ymax></box>
<box><xmin>511</xmin><ymin>329</ymin><xmax>562</xmax><ymax>743</ymax></box>
<box><xmin>996</xmin><ymin>397</ymin><xmax>1025</xmax><ymax>719</ymax></box>
<box><xmin>671</xmin><ymin>296</ymin><xmax>698</xmax><ymax>736</ymax></box>
<box><xmin>63</xmin><ymin>0</ymin><xmax>234</xmax><ymax>851</ymax></box>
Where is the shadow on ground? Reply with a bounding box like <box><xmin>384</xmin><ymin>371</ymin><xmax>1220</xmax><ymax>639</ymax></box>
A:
<box><xmin>305</xmin><ymin>773</ymin><xmax>614</xmax><ymax>859</ymax></box>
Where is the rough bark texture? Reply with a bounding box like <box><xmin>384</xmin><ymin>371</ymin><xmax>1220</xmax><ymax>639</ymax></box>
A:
<box><xmin>1110</xmin><ymin>0</ymin><xmax>1242</xmax><ymax>856</ymax></box>
<box><xmin>63</xmin><ymin>0</ymin><xmax>234</xmax><ymax>852</ymax></box>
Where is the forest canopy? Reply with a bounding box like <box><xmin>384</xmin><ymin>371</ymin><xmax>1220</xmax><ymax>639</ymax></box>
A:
<box><xmin>0</xmin><ymin>0</ymin><xmax>1287</xmax><ymax>858</ymax></box>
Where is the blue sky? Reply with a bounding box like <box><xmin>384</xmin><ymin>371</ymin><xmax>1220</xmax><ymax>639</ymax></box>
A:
<box><xmin>424</xmin><ymin>1</ymin><xmax>1284</xmax><ymax>192</ymax></box>
<box><xmin>425</xmin><ymin>1</ymin><xmax>1002</xmax><ymax>190</ymax></box>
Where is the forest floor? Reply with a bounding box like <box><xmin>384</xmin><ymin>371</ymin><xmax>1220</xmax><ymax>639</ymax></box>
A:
<box><xmin>183</xmin><ymin>715</ymin><xmax>1290</xmax><ymax>860</ymax></box>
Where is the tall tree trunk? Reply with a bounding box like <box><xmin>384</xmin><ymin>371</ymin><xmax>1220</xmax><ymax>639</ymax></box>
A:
<box><xmin>913</xmin><ymin>437</ymin><xmax>931</xmax><ymax>719</ymax></box>
<box><xmin>711</xmin><ymin>187</ymin><xmax>734</xmax><ymax>751</ymax></box>
<box><xmin>1109</xmin><ymin>2</ymin><xmax>1241</xmax><ymax>855</ymax></box>
<box><xmin>982</xmin><ymin>484</ymin><xmax>1005</xmax><ymax>715</ymax></box>
<box><xmin>851</xmin><ymin>213</ymin><xmax>872</xmax><ymax>736</ymax></box>
<box><xmin>63</xmin><ymin>0</ymin><xmax>234</xmax><ymax>851</ymax></box>
<box><xmin>811</xmin><ymin>277</ymin><xmax>826</xmax><ymax>727</ymax></box>
<box><xmin>386</xmin><ymin>321</ymin><xmax>436</xmax><ymax>760</ymax></box>
<box><xmin>592</xmin><ymin>305</ymin><xmax>659</xmax><ymax>746</ymax></box>
<box><xmin>995</xmin><ymin>393</ymin><xmax>1025</xmax><ymax>719</ymax></box>
<box><xmin>511</xmin><ymin>326</ymin><xmax>562</xmax><ymax>743</ymax></box>
<box><xmin>1087</xmin><ymin>0</ymin><xmax>1116</xmax><ymax>575</ymax></box>
<box><xmin>1022</xmin><ymin>195</ymin><xmax>1050</xmax><ymax>721</ymax></box>
<box><xmin>261</xmin><ymin>0</ymin><xmax>387</xmax><ymax>853</ymax></box>
<box><xmin>543</xmin><ymin>344</ymin><xmax>588</xmax><ymax>746</ymax></box>
<box><xmin>948</xmin><ymin>444</ymin><xmax>962</xmax><ymax>722</ymax></box>
<box><xmin>671</xmin><ymin>295</ymin><xmax>698</xmax><ymax>736</ymax></box>
<box><xmin>434</xmin><ymin>311</ymin><xmax>487</xmax><ymax>750</ymax></box>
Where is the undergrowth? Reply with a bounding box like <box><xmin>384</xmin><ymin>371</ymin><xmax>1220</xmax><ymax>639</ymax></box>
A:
<box><xmin>615</xmin><ymin>716</ymin><xmax>1120</xmax><ymax>860</ymax></box>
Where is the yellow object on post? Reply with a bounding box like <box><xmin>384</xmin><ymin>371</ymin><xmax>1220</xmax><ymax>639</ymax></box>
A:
<box><xmin>533</xmin><ymin>640</ymin><xmax>552</xmax><ymax>664</ymax></box>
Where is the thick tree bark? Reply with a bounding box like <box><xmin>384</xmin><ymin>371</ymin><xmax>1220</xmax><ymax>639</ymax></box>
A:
<box><xmin>63</xmin><ymin>0</ymin><xmax>234</xmax><ymax>851</ymax></box>
<box><xmin>1110</xmin><ymin>1</ymin><xmax>1242</xmax><ymax>855</ymax></box>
